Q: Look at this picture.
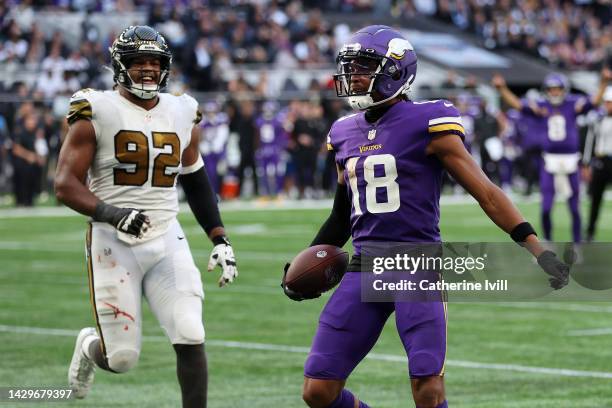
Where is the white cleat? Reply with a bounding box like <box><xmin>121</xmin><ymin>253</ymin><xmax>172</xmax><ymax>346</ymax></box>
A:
<box><xmin>68</xmin><ymin>327</ymin><xmax>97</xmax><ymax>399</ymax></box>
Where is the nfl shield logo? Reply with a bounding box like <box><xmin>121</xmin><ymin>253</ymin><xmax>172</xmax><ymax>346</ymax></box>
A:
<box><xmin>368</xmin><ymin>129</ymin><xmax>377</xmax><ymax>140</ymax></box>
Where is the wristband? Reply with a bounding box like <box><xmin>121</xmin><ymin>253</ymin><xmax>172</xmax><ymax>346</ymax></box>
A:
<box><xmin>510</xmin><ymin>222</ymin><xmax>536</xmax><ymax>243</ymax></box>
<box><xmin>212</xmin><ymin>235</ymin><xmax>230</xmax><ymax>246</ymax></box>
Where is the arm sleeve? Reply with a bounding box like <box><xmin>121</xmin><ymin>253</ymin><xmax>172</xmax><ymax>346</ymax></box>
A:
<box><xmin>310</xmin><ymin>183</ymin><xmax>351</xmax><ymax>247</ymax></box>
<box><xmin>520</xmin><ymin>100</ymin><xmax>539</xmax><ymax>116</ymax></box>
<box><xmin>582</xmin><ymin>120</ymin><xmax>597</xmax><ymax>165</ymax></box>
<box><xmin>179</xmin><ymin>165</ymin><xmax>223</xmax><ymax>235</ymax></box>
<box><xmin>575</xmin><ymin>96</ymin><xmax>594</xmax><ymax>116</ymax></box>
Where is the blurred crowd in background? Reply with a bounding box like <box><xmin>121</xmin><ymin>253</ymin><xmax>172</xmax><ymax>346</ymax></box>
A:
<box><xmin>429</xmin><ymin>0</ymin><xmax>610</xmax><ymax>70</ymax></box>
<box><xmin>0</xmin><ymin>0</ymin><xmax>610</xmax><ymax>206</ymax></box>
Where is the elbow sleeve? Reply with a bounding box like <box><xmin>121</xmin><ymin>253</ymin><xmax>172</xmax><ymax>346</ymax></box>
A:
<box><xmin>179</xmin><ymin>166</ymin><xmax>223</xmax><ymax>235</ymax></box>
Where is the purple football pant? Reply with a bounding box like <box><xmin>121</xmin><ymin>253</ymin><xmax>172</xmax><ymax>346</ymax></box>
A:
<box><xmin>304</xmin><ymin>273</ymin><xmax>447</xmax><ymax>380</ymax></box>
<box><xmin>539</xmin><ymin>167</ymin><xmax>581</xmax><ymax>242</ymax></box>
<box><xmin>203</xmin><ymin>153</ymin><xmax>223</xmax><ymax>194</ymax></box>
<box><xmin>256</xmin><ymin>153</ymin><xmax>283</xmax><ymax>196</ymax></box>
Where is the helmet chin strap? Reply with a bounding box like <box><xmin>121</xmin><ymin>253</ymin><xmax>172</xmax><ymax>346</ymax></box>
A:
<box><xmin>124</xmin><ymin>70</ymin><xmax>167</xmax><ymax>100</ymax></box>
<box><xmin>348</xmin><ymin>78</ymin><xmax>412</xmax><ymax>110</ymax></box>
<box><xmin>125</xmin><ymin>84</ymin><xmax>158</xmax><ymax>100</ymax></box>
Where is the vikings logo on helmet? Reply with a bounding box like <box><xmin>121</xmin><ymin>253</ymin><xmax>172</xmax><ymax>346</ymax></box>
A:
<box><xmin>388</xmin><ymin>37</ymin><xmax>414</xmax><ymax>60</ymax></box>
<box><xmin>334</xmin><ymin>25</ymin><xmax>417</xmax><ymax>110</ymax></box>
<box><xmin>110</xmin><ymin>25</ymin><xmax>172</xmax><ymax>100</ymax></box>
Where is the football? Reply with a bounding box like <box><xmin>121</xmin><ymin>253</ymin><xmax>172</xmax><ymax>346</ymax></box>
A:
<box><xmin>284</xmin><ymin>245</ymin><xmax>349</xmax><ymax>298</ymax></box>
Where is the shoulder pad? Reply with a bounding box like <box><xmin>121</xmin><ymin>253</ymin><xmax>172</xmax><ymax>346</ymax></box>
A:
<box><xmin>179</xmin><ymin>93</ymin><xmax>201</xmax><ymax>124</ymax></box>
<box><xmin>425</xmin><ymin>100</ymin><xmax>465</xmax><ymax>139</ymax></box>
<box><xmin>67</xmin><ymin>89</ymin><xmax>94</xmax><ymax>125</ymax></box>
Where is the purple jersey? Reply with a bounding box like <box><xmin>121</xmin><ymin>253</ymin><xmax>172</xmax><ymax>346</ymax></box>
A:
<box><xmin>255</xmin><ymin>115</ymin><xmax>287</xmax><ymax>156</ymax></box>
<box><xmin>199</xmin><ymin>112</ymin><xmax>229</xmax><ymax>155</ymax></box>
<box><xmin>512</xmin><ymin>104</ymin><xmax>546</xmax><ymax>151</ymax></box>
<box><xmin>328</xmin><ymin>100</ymin><xmax>465</xmax><ymax>254</ymax></box>
<box><xmin>522</xmin><ymin>94</ymin><xmax>593</xmax><ymax>154</ymax></box>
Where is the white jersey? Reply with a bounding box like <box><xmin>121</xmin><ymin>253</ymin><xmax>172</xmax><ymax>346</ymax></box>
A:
<box><xmin>68</xmin><ymin>89</ymin><xmax>202</xmax><ymax>243</ymax></box>
<box><xmin>595</xmin><ymin>116</ymin><xmax>612</xmax><ymax>157</ymax></box>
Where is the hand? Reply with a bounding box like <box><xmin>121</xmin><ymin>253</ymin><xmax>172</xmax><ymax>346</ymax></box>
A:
<box><xmin>602</xmin><ymin>67</ymin><xmax>612</xmax><ymax>83</ymax></box>
<box><xmin>537</xmin><ymin>250</ymin><xmax>570</xmax><ymax>290</ymax></box>
<box><xmin>207</xmin><ymin>237</ymin><xmax>238</xmax><ymax>287</ymax></box>
<box><xmin>491</xmin><ymin>74</ymin><xmax>506</xmax><ymax>90</ymax></box>
<box><xmin>581</xmin><ymin>165</ymin><xmax>592</xmax><ymax>183</ymax></box>
<box><xmin>94</xmin><ymin>202</ymin><xmax>150</xmax><ymax>238</ymax></box>
<box><xmin>281</xmin><ymin>263</ymin><xmax>320</xmax><ymax>301</ymax></box>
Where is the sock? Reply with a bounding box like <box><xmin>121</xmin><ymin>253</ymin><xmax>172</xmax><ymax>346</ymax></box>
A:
<box><xmin>174</xmin><ymin>343</ymin><xmax>208</xmax><ymax>408</ymax></box>
<box><xmin>87</xmin><ymin>338</ymin><xmax>113</xmax><ymax>372</ymax></box>
<box><xmin>82</xmin><ymin>334</ymin><xmax>98</xmax><ymax>359</ymax></box>
<box><xmin>570</xmin><ymin>206</ymin><xmax>581</xmax><ymax>243</ymax></box>
<box><xmin>327</xmin><ymin>389</ymin><xmax>370</xmax><ymax>408</ymax></box>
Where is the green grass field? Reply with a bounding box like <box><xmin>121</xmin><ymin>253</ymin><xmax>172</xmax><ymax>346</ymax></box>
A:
<box><xmin>2</xmin><ymin>199</ymin><xmax>612</xmax><ymax>407</ymax></box>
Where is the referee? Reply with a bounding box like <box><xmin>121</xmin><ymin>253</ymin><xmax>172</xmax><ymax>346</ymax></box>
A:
<box><xmin>584</xmin><ymin>86</ymin><xmax>612</xmax><ymax>242</ymax></box>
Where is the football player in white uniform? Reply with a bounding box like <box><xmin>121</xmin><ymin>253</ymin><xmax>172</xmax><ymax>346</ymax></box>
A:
<box><xmin>54</xmin><ymin>26</ymin><xmax>238</xmax><ymax>407</ymax></box>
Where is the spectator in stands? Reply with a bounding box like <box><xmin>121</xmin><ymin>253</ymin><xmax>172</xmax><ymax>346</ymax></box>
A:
<box><xmin>435</xmin><ymin>0</ymin><xmax>611</xmax><ymax>70</ymax></box>
<box><xmin>3</xmin><ymin>20</ymin><xmax>28</xmax><ymax>62</ymax></box>
<box><xmin>0</xmin><ymin>112</ymin><xmax>7</xmax><ymax>192</ymax></box>
<box><xmin>24</xmin><ymin>23</ymin><xmax>46</xmax><ymax>66</ymax></box>
<box><xmin>231</xmin><ymin>100</ymin><xmax>259</xmax><ymax>197</ymax></box>
<box><xmin>11</xmin><ymin>111</ymin><xmax>46</xmax><ymax>206</ymax></box>
<box><xmin>292</xmin><ymin>100</ymin><xmax>326</xmax><ymax>199</ymax></box>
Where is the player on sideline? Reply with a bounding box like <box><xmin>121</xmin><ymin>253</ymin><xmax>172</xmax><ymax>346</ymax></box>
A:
<box><xmin>492</xmin><ymin>70</ymin><xmax>610</xmax><ymax>242</ymax></box>
<box><xmin>54</xmin><ymin>26</ymin><xmax>238</xmax><ymax>408</ymax></box>
<box><xmin>282</xmin><ymin>25</ymin><xmax>570</xmax><ymax>408</ymax></box>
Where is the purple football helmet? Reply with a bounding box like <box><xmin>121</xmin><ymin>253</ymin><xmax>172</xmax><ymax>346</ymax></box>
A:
<box><xmin>542</xmin><ymin>72</ymin><xmax>569</xmax><ymax>105</ymax></box>
<box><xmin>261</xmin><ymin>101</ymin><xmax>279</xmax><ymax>119</ymax></box>
<box><xmin>334</xmin><ymin>25</ymin><xmax>417</xmax><ymax>110</ymax></box>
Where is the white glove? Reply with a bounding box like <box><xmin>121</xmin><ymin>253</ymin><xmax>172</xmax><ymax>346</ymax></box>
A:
<box><xmin>207</xmin><ymin>237</ymin><xmax>238</xmax><ymax>287</ymax></box>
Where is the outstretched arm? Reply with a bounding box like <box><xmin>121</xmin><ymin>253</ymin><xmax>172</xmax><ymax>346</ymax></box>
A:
<box><xmin>427</xmin><ymin>133</ymin><xmax>569</xmax><ymax>289</ymax></box>
<box><xmin>179</xmin><ymin>126</ymin><xmax>226</xmax><ymax>241</ymax></box>
<box><xmin>180</xmin><ymin>125</ymin><xmax>237</xmax><ymax>287</ymax></box>
<box><xmin>590</xmin><ymin>67</ymin><xmax>611</xmax><ymax>107</ymax></box>
<box><xmin>492</xmin><ymin>74</ymin><xmax>523</xmax><ymax>111</ymax></box>
<box><xmin>427</xmin><ymin>134</ymin><xmax>531</xmax><ymax>237</ymax></box>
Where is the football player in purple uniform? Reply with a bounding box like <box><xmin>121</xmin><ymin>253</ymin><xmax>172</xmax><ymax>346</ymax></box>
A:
<box><xmin>283</xmin><ymin>25</ymin><xmax>570</xmax><ymax>408</ymax></box>
<box><xmin>511</xmin><ymin>89</ymin><xmax>547</xmax><ymax>196</ymax></box>
<box><xmin>199</xmin><ymin>101</ymin><xmax>230</xmax><ymax>194</ymax></box>
<box><xmin>255</xmin><ymin>101</ymin><xmax>288</xmax><ymax>197</ymax></box>
<box><xmin>493</xmin><ymin>70</ymin><xmax>610</xmax><ymax>242</ymax></box>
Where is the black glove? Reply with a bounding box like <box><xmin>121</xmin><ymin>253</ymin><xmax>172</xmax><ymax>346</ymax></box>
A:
<box><xmin>537</xmin><ymin>250</ymin><xmax>570</xmax><ymax>290</ymax></box>
<box><xmin>281</xmin><ymin>263</ymin><xmax>320</xmax><ymax>302</ymax></box>
<box><xmin>94</xmin><ymin>201</ymin><xmax>150</xmax><ymax>238</ymax></box>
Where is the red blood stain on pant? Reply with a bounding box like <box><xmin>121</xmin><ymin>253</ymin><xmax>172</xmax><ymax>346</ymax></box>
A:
<box><xmin>103</xmin><ymin>302</ymin><xmax>135</xmax><ymax>322</ymax></box>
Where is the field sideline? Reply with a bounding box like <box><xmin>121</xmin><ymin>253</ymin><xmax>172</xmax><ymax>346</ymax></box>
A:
<box><xmin>2</xmin><ymin>200</ymin><xmax>612</xmax><ymax>407</ymax></box>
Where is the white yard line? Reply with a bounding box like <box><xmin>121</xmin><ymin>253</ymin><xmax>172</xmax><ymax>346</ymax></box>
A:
<box><xmin>488</xmin><ymin>302</ymin><xmax>612</xmax><ymax>314</ymax></box>
<box><xmin>566</xmin><ymin>328</ymin><xmax>612</xmax><ymax>337</ymax></box>
<box><xmin>0</xmin><ymin>242</ymin><xmax>296</xmax><ymax>260</ymax></box>
<box><xmin>1</xmin><ymin>324</ymin><xmax>611</xmax><ymax>379</ymax></box>
<box><xmin>0</xmin><ymin>195</ymin><xmax>513</xmax><ymax>219</ymax></box>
